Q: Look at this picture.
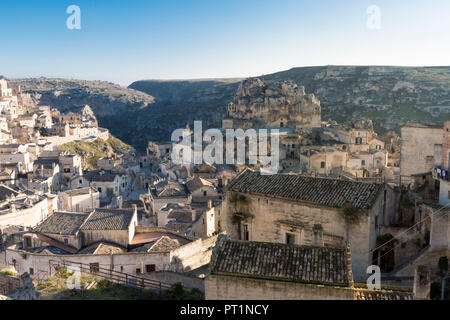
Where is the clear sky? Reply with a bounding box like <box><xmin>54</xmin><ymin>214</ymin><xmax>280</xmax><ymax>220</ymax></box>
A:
<box><xmin>1</xmin><ymin>0</ymin><xmax>449</xmax><ymax>86</ymax></box>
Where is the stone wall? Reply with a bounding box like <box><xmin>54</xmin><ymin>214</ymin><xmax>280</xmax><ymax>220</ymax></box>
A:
<box><xmin>400</xmin><ymin>125</ymin><xmax>443</xmax><ymax>185</ymax></box>
<box><xmin>0</xmin><ymin>272</ymin><xmax>40</xmax><ymax>300</ymax></box>
<box><xmin>145</xmin><ymin>271</ymin><xmax>204</xmax><ymax>291</ymax></box>
<box><xmin>205</xmin><ymin>274</ymin><xmax>354</xmax><ymax>300</ymax></box>
<box><xmin>0</xmin><ymin>196</ymin><xmax>56</xmax><ymax>228</ymax></box>
<box><xmin>170</xmin><ymin>234</ymin><xmax>219</xmax><ymax>272</ymax></box>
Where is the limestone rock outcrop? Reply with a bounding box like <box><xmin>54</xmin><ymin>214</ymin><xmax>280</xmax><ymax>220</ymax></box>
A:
<box><xmin>224</xmin><ymin>78</ymin><xmax>321</xmax><ymax>130</ymax></box>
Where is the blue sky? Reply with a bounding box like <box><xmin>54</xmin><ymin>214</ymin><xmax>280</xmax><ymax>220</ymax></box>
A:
<box><xmin>0</xmin><ymin>0</ymin><xmax>449</xmax><ymax>86</ymax></box>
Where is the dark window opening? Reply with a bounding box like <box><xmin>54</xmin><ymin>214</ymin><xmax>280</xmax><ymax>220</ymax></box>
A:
<box><xmin>243</xmin><ymin>224</ymin><xmax>249</xmax><ymax>241</ymax></box>
<box><xmin>146</xmin><ymin>264</ymin><xmax>156</xmax><ymax>273</ymax></box>
<box><xmin>285</xmin><ymin>233</ymin><xmax>296</xmax><ymax>245</ymax></box>
<box><xmin>90</xmin><ymin>263</ymin><xmax>99</xmax><ymax>274</ymax></box>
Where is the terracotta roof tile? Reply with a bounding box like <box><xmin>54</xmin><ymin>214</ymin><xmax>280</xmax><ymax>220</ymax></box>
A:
<box><xmin>209</xmin><ymin>238</ymin><xmax>351</xmax><ymax>286</ymax></box>
<box><xmin>227</xmin><ymin>169</ymin><xmax>383</xmax><ymax>209</ymax></box>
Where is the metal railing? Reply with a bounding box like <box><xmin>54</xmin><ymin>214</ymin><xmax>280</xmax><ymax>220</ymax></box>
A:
<box><xmin>48</xmin><ymin>260</ymin><xmax>172</xmax><ymax>292</ymax></box>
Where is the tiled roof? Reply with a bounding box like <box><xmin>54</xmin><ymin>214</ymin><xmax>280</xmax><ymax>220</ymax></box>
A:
<box><xmin>81</xmin><ymin>208</ymin><xmax>135</xmax><ymax>231</ymax></box>
<box><xmin>153</xmin><ymin>181</ymin><xmax>189</xmax><ymax>198</ymax></box>
<box><xmin>186</xmin><ymin>176</ymin><xmax>214</xmax><ymax>192</ymax></box>
<box><xmin>80</xmin><ymin>170</ymin><xmax>120</xmax><ymax>182</ymax></box>
<box><xmin>148</xmin><ymin>236</ymin><xmax>181</xmax><ymax>252</ymax></box>
<box><xmin>209</xmin><ymin>237</ymin><xmax>352</xmax><ymax>286</ymax></box>
<box><xmin>0</xmin><ymin>184</ymin><xmax>19</xmax><ymax>201</ymax></box>
<box><xmin>78</xmin><ymin>242</ymin><xmax>126</xmax><ymax>255</ymax></box>
<box><xmin>34</xmin><ymin>212</ymin><xmax>89</xmax><ymax>235</ymax></box>
<box><xmin>227</xmin><ymin>169</ymin><xmax>384</xmax><ymax>209</ymax></box>
<box><xmin>33</xmin><ymin>158</ymin><xmax>59</xmax><ymax>169</ymax></box>
<box><xmin>64</xmin><ymin>187</ymin><xmax>97</xmax><ymax>197</ymax></box>
<box><xmin>354</xmin><ymin>288</ymin><xmax>413</xmax><ymax>300</ymax></box>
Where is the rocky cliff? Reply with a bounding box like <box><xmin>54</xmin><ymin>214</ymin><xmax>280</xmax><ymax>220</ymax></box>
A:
<box><xmin>225</xmin><ymin>78</ymin><xmax>321</xmax><ymax>129</ymax></box>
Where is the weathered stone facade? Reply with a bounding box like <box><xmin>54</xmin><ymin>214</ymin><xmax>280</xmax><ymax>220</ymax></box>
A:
<box><xmin>223</xmin><ymin>78</ymin><xmax>321</xmax><ymax>130</ymax></box>
<box><xmin>400</xmin><ymin>123</ymin><xmax>443</xmax><ymax>186</ymax></box>
<box><xmin>223</xmin><ymin>170</ymin><xmax>397</xmax><ymax>281</ymax></box>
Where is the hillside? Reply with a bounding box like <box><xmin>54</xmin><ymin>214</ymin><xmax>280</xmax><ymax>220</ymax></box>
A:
<box><xmin>130</xmin><ymin>66</ymin><xmax>450</xmax><ymax>143</ymax></box>
<box><xmin>10</xmin><ymin>66</ymin><xmax>450</xmax><ymax>150</ymax></box>
<box><xmin>58</xmin><ymin>137</ymin><xmax>134</xmax><ymax>170</ymax></box>
<box><xmin>9</xmin><ymin>78</ymin><xmax>156</xmax><ymax>149</ymax></box>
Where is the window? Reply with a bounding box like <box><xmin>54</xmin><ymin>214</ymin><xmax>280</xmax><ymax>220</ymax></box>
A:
<box><xmin>25</xmin><ymin>237</ymin><xmax>32</xmax><ymax>248</ymax></box>
<box><xmin>29</xmin><ymin>268</ymin><xmax>34</xmax><ymax>275</ymax></box>
<box><xmin>285</xmin><ymin>233</ymin><xmax>296</xmax><ymax>245</ymax></box>
<box><xmin>362</xmin><ymin>160</ymin><xmax>366</xmax><ymax>166</ymax></box>
<box><xmin>120</xmin><ymin>266</ymin><xmax>124</xmax><ymax>272</ymax></box>
<box><xmin>136</xmin><ymin>268</ymin><xmax>141</xmax><ymax>275</ymax></box>
<box><xmin>320</xmin><ymin>161</ymin><xmax>325</xmax><ymax>168</ymax></box>
<box><xmin>243</xmin><ymin>224</ymin><xmax>249</xmax><ymax>241</ymax></box>
<box><xmin>79</xmin><ymin>179</ymin><xmax>82</xmax><ymax>184</ymax></box>
<box><xmin>90</xmin><ymin>263</ymin><xmax>99</xmax><ymax>274</ymax></box>
<box><xmin>64</xmin><ymin>239</ymin><xmax>68</xmax><ymax>245</ymax></box>
<box><xmin>203</xmin><ymin>191</ymin><xmax>207</xmax><ymax>196</ymax></box>
<box><xmin>98</xmin><ymin>187</ymin><xmax>102</xmax><ymax>193</ymax></box>
<box><xmin>145</xmin><ymin>264</ymin><xmax>156</xmax><ymax>273</ymax></box>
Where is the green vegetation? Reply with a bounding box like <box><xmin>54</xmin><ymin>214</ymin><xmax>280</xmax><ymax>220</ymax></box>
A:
<box><xmin>231</xmin><ymin>211</ymin><xmax>254</xmax><ymax>225</ymax></box>
<box><xmin>229</xmin><ymin>192</ymin><xmax>248</xmax><ymax>204</ymax></box>
<box><xmin>59</xmin><ymin>137</ymin><xmax>133</xmax><ymax>170</ymax></box>
<box><xmin>164</xmin><ymin>282</ymin><xmax>204</xmax><ymax>300</ymax></box>
<box><xmin>36</xmin><ymin>269</ymin><xmax>203</xmax><ymax>300</ymax></box>
<box><xmin>343</xmin><ymin>205</ymin><xmax>361</xmax><ymax>224</ymax></box>
<box><xmin>0</xmin><ymin>270</ymin><xmax>16</xmax><ymax>276</ymax></box>
<box><xmin>34</xmin><ymin>126</ymin><xmax>51</xmax><ymax>137</ymax></box>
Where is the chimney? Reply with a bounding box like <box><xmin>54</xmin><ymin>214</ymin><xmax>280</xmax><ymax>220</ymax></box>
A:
<box><xmin>132</xmin><ymin>204</ymin><xmax>137</xmax><ymax>216</ymax></box>
<box><xmin>207</xmin><ymin>200</ymin><xmax>213</xmax><ymax>209</ymax></box>
<box><xmin>413</xmin><ymin>265</ymin><xmax>431</xmax><ymax>300</ymax></box>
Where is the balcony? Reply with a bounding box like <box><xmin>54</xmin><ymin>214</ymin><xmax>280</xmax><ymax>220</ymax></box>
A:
<box><xmin>432</xmin><ymin>166</ymin><xmax>450</xmax><ymax>181</ymax></box>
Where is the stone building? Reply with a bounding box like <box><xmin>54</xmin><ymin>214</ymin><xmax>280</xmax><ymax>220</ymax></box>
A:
<box><xmin>205</xmin><ymin>236</ymin><xmax>414</xmax><ymax>300</ymax></box>
<box><xmin>70</xmin><ymin>170</ymin><xmax>129</xmax><ymax>200</ymax></box>
<box><xmin>335</xmin><ymin>120</ymin><xmax>375</xmax><ymax>145</ymax></box>
<box><xmin>6</xmin><ymin>210</ymin><xmax>217</xmax><ymax>282</ymax></box>
<box><xmin>149</xmin><ymin>180</ymin><xmax>191</xmax><ymax>213</ymax></box>
<box><xmin>300</xmin><ymin>147</ymin><xmax>347</xmax><ymax>175</ymax></box>
<box><xmin>58</xmin><ymin>187</ymin><xmax>100</xmax><ymax>212</ymax></box>
<box><xmin>432</xmin><ymin>120</ymin><xmax>450</xmax><ymax>206</ymax></box>
<box><xmin>222</xmin><ymin>78</ymin><xmax>321</xmax><ymax>130</ymax></box>
<box><xmin>400</xmin><ymin>123</ymin><xmax>443</xmax><ymax>187</ymax></box>
<box><xmin>0</xmin><ymin>186</ymin><xmax>57</xmax><ymax>228</ymax></box>
<box><xmin>186</xmin><ymin>176</ymin><xmax>219</xmax><ymax>204</ymax></box>
<box><xmin>223</xmin><ymin>169</ymin><xmax>397</xmax><ymax>281</ymax></box>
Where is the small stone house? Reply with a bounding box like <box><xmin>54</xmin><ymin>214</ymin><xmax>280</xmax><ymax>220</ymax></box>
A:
<box><xmin>206</xmin><ymin>236</ymin><xmax>414</xmax><ymax>300</ymax></box>
<box><xmin>224</xmin><ymin>169</ymin><xmax>396</xmax><ymax>281</ymax></box>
